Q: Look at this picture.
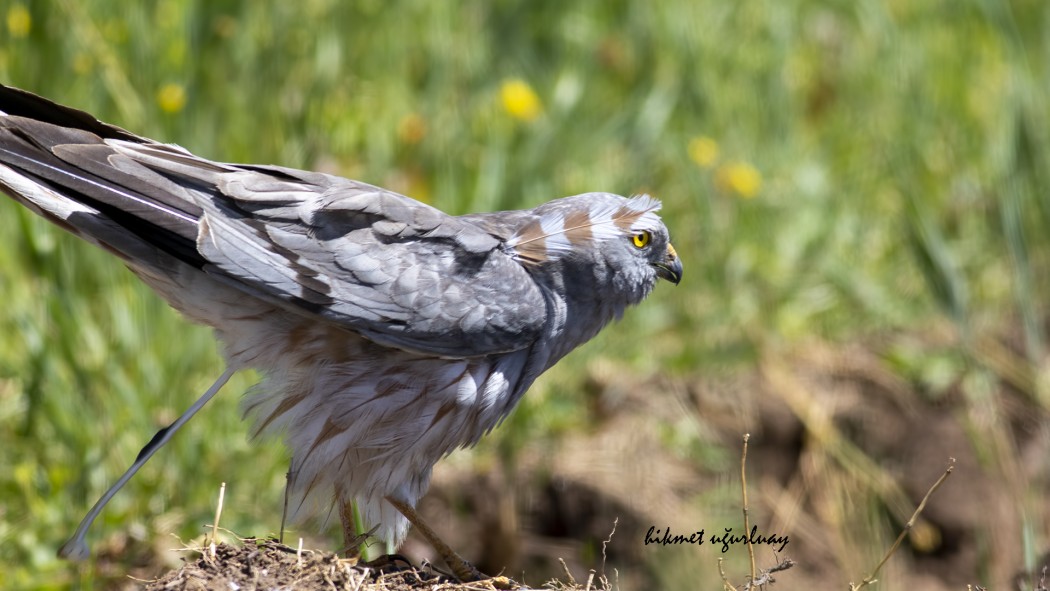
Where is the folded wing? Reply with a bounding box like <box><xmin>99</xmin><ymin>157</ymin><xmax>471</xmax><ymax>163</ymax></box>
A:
<box><xmin>0</xmin><ymin>85</ymin><xmax>546</xmax><ymax>358</ymax></box>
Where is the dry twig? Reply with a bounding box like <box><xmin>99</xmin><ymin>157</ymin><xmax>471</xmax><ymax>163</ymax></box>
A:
<box><xmin>741</xmin><ymin>433</ymin><xmax>757</xmax><ymax>584</ymax></box>
<box><xmin>719</xmin><ymin>434</ymin><xmax>795</xmax><ymax>590</ymax></box>
<box><xmin>208</xmin><ymin>481</ymin><xmax>226</xmax><ymax>561</ymax></box>
<box><xmin>850</xmin><ymin>458</ymin><xmax>955</xmax><ymax>590</ymax></box>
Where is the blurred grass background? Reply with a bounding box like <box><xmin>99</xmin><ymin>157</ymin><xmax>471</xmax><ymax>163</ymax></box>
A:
<box><xmin>0</xmin><ymin>0</ymin><xmax>1048</xmax><ymax>589</ymax></box>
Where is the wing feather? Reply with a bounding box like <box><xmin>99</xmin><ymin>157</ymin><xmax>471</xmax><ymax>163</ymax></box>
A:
<box><xmin>0</xmin><ymin>84</ymin><xmax>548</xmax><ymax>358</ymax></box>
<box><xmin>180</xmin><ymin>159</ymin><xmax>549</xmax><ymax>355</ymax></box>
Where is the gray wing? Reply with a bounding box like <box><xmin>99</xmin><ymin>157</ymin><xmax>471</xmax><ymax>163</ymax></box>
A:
<box><xmin>0</xmin><ymin>85</ymin><xmax>546</xmax><ymax>357</ymax></box>
<box><xmin>109</xmin><ymin>143</ymin><xmax>549</xmax><ymax>358</ymax></box>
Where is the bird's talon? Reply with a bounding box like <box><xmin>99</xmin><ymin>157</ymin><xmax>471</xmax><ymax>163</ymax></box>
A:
<box><xmin>450</xmin><ymin>561</ymin><xmax>484</xmax><ymax>582</ymax></box>
<box><xmin>487</xmin><ymin>575</ymin><xmax>517</xmax><ymax>590</ymax></box>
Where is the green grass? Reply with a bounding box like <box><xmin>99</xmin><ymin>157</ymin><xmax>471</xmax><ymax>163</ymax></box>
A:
<box><xmin>1</xmin><ymin>1</ymin><xmax>1049</xmax><ymax>589</ymax></box>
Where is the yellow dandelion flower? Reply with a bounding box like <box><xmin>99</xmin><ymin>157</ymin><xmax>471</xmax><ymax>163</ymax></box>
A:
<box><xmin>716</xmin><ymin>162</ymin><xmax>762</xmax><ymax>199</ymax></box>
<box><xmin>687</xmin><ymin>136</ymin><xmax>719</xmax><ymax>168</ymax></box>
<box><xmin>500</xmin><ymin>78</ymin><xmax>542</xmax><ymax>122</ymax></box>
<box><xmin>7</xmin><ymin>4</ymin><xmax>31</xmax><ymax>39</ymax></box>
<box><xmin>397</xmin><ymin>113</ymin><xmax>427</xmax><ymax>145</ymax></box>
<box><xmin>156</xmin><ymin>83</ymin><xmax>186</xmax><ymax>114</ymax></box>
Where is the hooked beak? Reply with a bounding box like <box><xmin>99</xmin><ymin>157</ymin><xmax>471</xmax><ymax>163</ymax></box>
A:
<box><xmin>653</xmin><ymin>243</ymin><xmax>682</xmax><ymax>285</ymax></box>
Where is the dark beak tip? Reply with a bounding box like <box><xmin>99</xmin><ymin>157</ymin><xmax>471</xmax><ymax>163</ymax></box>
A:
<box><xmin>657</xmin><ymin>243</ymin><xmax>682</xmax><ymax>285</ymax></box>
<box><xmin>655</xmin><ymin>259</ymin><xmax>683</xmax><ymax>285</ymax></box>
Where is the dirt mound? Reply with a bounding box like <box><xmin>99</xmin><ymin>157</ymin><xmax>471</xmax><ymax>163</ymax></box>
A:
<box><xmin>143</xmin><ymin>538</ymin><xmax>564</xmax><ymax>591</ymax></box>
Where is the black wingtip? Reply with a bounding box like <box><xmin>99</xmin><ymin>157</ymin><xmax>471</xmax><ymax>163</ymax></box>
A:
<box><xmin>0</xmin><ymin>84</ymin><xmax>143</xmax><ymax>143</ymax></box>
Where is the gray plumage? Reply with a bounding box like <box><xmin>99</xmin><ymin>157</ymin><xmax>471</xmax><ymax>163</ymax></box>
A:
<box><xmin>0</xmin><ymin>85</ymin><xmax>681</xmax><ymax>550</ymax></box>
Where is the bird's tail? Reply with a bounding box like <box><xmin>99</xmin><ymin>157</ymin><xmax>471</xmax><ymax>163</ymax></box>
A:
<box><xmin>0</xmin><ymin>85</ymin><xmax>205</xmax><ymax>269</ymax></box>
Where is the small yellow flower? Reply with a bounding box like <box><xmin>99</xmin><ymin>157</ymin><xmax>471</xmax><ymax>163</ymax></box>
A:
<box><xmin>6</xmin><ymin>4</ymin><xmax>31</xmax><ymax>38</ymax></box>
<box><xmin>397</xmin><ymin>113</ymin><xmax>427</xmax><ymax>145</ymax></box>
<box><xmin>500</xmin><ymin>78</ymin><xmax>542</xmax><ymax>122</ymax></box>
<box><xmin>156</xmin><ymin>83</ymin><xmax>186</xmax><ymax>114</ymax></box>
<box><xmin>687</xmin><ymin>136</ymin><xmax>719</xmax><ymax>168</ymax></box>
<box><xmin>716</xmin><ymin>161</ymin><xmax>762</xmax><ymax>199</ymax></box>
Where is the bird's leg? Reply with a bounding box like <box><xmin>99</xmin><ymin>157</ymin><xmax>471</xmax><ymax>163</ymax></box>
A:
<box><xmin>385</xmin><ymin>495</ymin><xmax>484</xmax><ymax>582</ymax></box>
<box><xmin>336</xmin><ymin>492</ymin><xmax>378</xmax><ymax>559</ymax></box>
<box><xmin>58</xmin><ymin>367</ymin><xmax>236</xmax><ymax>560</ymax></box>
<box><xmin>279</xmin><ymin>469</ymin><xmax>292</xmax><ymax>544</ymax></box>
<box><xmin>338</xmin><ymin>498</ymin><xmax>361</xmax><ymax>558</ymax></box>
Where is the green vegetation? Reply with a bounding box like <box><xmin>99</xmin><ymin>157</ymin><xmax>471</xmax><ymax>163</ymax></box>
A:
<box><xmin>1</xmin><ymin>1</ymin><xmax>1048</xmax><ymax>589</ymax></box>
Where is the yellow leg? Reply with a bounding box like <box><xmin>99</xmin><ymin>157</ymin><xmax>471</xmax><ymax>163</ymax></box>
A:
<box><xmin>338</xmin><ymin>499</ymin><xmax>359</xmax><ymax>558</ymax></box>
<box><xmin>338</xmin><ymin>498</ymin><xmax>378</xmax><ymax>560</ymax></box>
<box><xmin>385</xmin><ymin>495</ymin><xmax>483</xmax><ymax>582</ymax></box>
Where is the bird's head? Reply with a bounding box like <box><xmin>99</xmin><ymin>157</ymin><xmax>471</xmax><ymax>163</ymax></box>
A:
<box><xmin>507</xmin><ymin>193</ymin><xmax>681</xmax><ymax>307</ymax></box>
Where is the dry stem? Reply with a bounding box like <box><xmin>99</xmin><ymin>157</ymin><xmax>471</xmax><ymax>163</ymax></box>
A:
<box><xmin>208</xmin><ymin>481</ymin><xmax>226</xmax><ymax>560</ymax></box>
<box><xmin>741</xmin><ymin>433</ymin><xmax>757</xmax><ymax>584</ymax></box>
<box><xmin>850</xmin><ymin>458</ymin><xmax>955</xmax><ymax>590</ymax></box>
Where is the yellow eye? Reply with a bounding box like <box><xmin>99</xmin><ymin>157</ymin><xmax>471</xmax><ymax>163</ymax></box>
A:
<box><xmin>632</xmin><ymin>231</ymin><xmax>651</xmax><ymax>248</ymax></box>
